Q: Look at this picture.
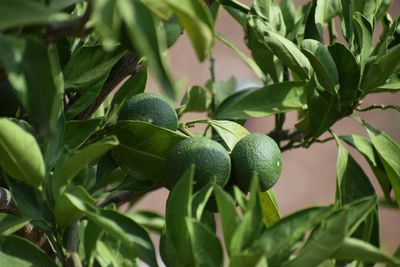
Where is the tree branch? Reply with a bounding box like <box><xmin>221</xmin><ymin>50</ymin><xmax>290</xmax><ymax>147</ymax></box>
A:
<box><xmin>45</xmin><ymin>0</ymin><xmax>93</xmax><ymax>43</ymax></box>
<box><xmin>356</xmin><ymin>104</ymin><xmax>400</xmax><ymax>112</ymax></box>
<box><xmin>74</xmin><ymin>52</ymin><xmax>141</xmax><ymax>120</ymax></box>
<box><xmin>64</xmin><ymin>222</ymin><xmax>82</xmax><ymax>267</ymax></box>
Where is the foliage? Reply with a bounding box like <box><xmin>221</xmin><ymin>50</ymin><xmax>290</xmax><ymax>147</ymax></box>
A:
<box><xmin>0</xmin><ymin>0</ymin><xmax>400</xmax><ymax>266</ymax></box>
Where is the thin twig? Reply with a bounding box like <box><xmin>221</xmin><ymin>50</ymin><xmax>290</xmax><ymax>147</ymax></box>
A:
<box><xmin>356</xmin><ymin>104</ymin><xmax>400</xmax><ymax>112</ymax></box>
<box><xmin>74</xmin><ymin>52</ymin><xmax>141</xmax><ymax>120</ymax></box>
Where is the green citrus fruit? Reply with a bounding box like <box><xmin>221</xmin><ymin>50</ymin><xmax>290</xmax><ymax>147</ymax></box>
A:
<box><xmin>231</xmin><ymin>133</ymin><xmax>282</xmax><ymax>192</ymax></box>
<box><xmin>165</xmin><ymin>137</ymin><xmax>231</xmax><ymax>190</ymax></box>
<box><xmin>118</xmin><ymin>92</ymin><xmax>178</xmax><ymax>130</ymax></box>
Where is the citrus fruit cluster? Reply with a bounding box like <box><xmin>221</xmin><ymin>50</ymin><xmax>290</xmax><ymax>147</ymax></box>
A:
<box><xmin>118</xmin><ymin>92</ymin><xmax>282</xmax><ymax>192</ymax></box>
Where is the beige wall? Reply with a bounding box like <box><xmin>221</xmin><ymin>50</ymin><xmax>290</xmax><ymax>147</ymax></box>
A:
<box><xmin>137</xmin><ymin>1</ymin><xmax>400</xmax><ymax>253</ymax></box>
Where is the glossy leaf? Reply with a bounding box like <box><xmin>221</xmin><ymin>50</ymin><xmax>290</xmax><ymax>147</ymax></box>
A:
<box><xmin>254</xmin><ymin>29</ymin><xmax>312</xmax><ymax>79</ymax></box>
<box><xmin>0</xmin><ymin>118</ymin><xmax>45</xmax><ymax>188</ymax></box>
<box><xmin>54</xmin><ymin>186</ymin><xmax>94</xmax><ymax>228</ymax></box>
<box><xmin>259</xmin><ymin>189</ymin><xmax>280</xmax><ymax>227</ymax></box>
<box><xmin>191</xmin><ymin>183</ymin><xmax>213</xmax><ymax>221</ymax></box>
<box><xmin>118</xmin><ymin>0</ymin><xmax>175</xmax><ymax>98</ymax></box>
<box><xmin>364</xmin><ymin>123</ymin><xmax>400</xmax><ymax>206</ymax></box>
<box><xmin>186</xmin><ymin>218</ymin><xmax>223</xmax><ymax>267</ymax></box>
<box><xmin>165</xmin><ymin>0</ymin><xmax>214</xmax><ymax>61</ymax></box>
<box><xmin>301</xmin><ymin>39</ymin><xmax>339</xmax><ymax>94</ymax></box>
<box><xmin>230</xmin><ymin>177</ymin><xmax>263</xmax><ymax>255</ymax></box>
<box><xmin>362</xmin><ymin>44</ymin><xmax>400</xmax><ymax>92</ymax></box>
<box><xmin>63</xmin><ymin>45</ymin><xmax>125</xmax><ymax>89</ymax></box>
<box><xmin>208</xmin><ymin>120</ymin><xmax>250</xmax><ymax>151</ymax></box>
<box><xmin>127</xmin><ymin>211</ymin><xmax>165</xmax><ymax>233</ymax></box>
<box><xmin>214</xmin><ymin>185</ymin><xmax>240</xmax><ymax>256</ymax></box>
<box><xmin>256</xmin><ymin>206</ymin><xmax>335</xmax><ymax>258</ymax></box>
<box><xmin>333</xmin><ymin>238</ymin><xmax>400</xmax><ymax>264</ymax></box>
<box><xmin>372</xmin><ymin>82</ymin><xmax>400</xmax><ymax>93</ymax></box>
<box><xmin>63</xmin><ymin>118</ymin><xmax>103</xmax><ymax>149</ymax></box>
<box><xmin>54</xmin><ymin>135</ymin><xmax>119</xmax><ymax>197</ymax></box>
<box><xmin>328</xmin><ymin>42</ymin><xmax>360</xmax><ymax>107</ymax></box>
<box><xmin>353</xmin><ymin>12</ymin><xmax>372</xmax><ymax>73</ymax></box>
<box><xmin>180</xmin><ymin>85</ymin><xmax>210</xmax><ymax>113</ymax></box>
<box><xmin>215</xmin><ymin>81</ymin><xmax>306</xmax><ymax>120</ymax></box>
<box><xmin>163</xmin><ymin>166</ymin><xmax>195</xmax><ymax>266</ymax></box>
<box><xmin>334</xmin><ymin>139</ymin><xmax>375</xmax><ymax>206</ymax></box>
<box><xmin>0</xmin><ymin>36</ymin><xmax>63</xmax><ymax>135</ymax></box>
<box><xmin>110</xmin><ymin>121</ymin><xmax>187</xmax><ymax>182</ymax></box>
<box><xmin>0</xmin><ymin>213</ymin><xmax>28</xmax><ymax>235</ymax></box>
<box><xmin>219</xmin><ymin>0</ymin><xmax>250</xmax><ymax>26</ymax></box>
<box><xmin>0</xmin><ymin>236</ymin><xmax>57</xmax><ymax>267</ymax></box>
<box><xmin>282</xmin><ymin>210</ymin><xmax>348</xmax><ymax>267</ymax></box>
<box><xmin>246</xmin><ymin>15</ymin><xmax>281</xmax><ymax>82</ymax></box>
<box><xmin>96</xmin><ymin>233</ymin><xmax>140</xmax><ymax>267</ymax></box>
<box><xmin>66</xmin><ymin>194</ymin><xmax>158</xmax><ymax>266</ymax></box>
<box><xmin>341</xmin><ymin>135</ymin><xmax>391</xmax><ymax>199</ymax></box>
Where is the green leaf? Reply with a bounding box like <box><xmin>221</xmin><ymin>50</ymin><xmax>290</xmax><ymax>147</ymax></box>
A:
<box><xmin>279</xmin><ymin>0</ymin><xmax>299</xmax><ymax>36</ymax></box>
<box><xmin>118</xmin><ymin>0</ymin><xmax>175</xmax><ymax>99</ymax></box>
<box><xmin>84</xmin><ymin>220</ymin><xmax>103</xmax><ymax>267</ymax></box>
<box><xmin>63</xmin><ymin>118</ymin><xmax>103</xmax><ymax>149</ymax></box>
<box><xmin>66</xmin><ymin>194</ymin><xmax>158</xmax><ymax>266</ymax></box>
<box><xmin>333</xmin><ymin>238</ymin><xmax>400</xmax><ymax>265</ymax></box>
<box><xmin>127</xmin><ymin>211</ymin><xmax>165</xmax><ymax>233</ymax></box>
<box><xmin>0</xmin><ymin>36</ymin><xmax>63</xmax><ymax>136</ymax></box>
<box><xmin>96</xmin><ymin>232</ymin><xmax>140</xmax><ymax>267</ymax></box>
<box><xmin>186</xmin><ymin>218</ymin><xmax>224</xmax><ymax>267</ymax></box>
<box><xmin>353</xmin><ymin>12</ymin><xmax>373</xmax><ymax>73</ymax></box>
<box><xmin>296</xmin><ymin>80</ymin><xmax>351</xmax><ymax>138</ymax></box>
<box><xmin>364</xmin><ymin>123</ymin><xmax>400</xmax><ymax>207</ymax></box>
<box><xmin>180</xmin><ymin>85</ymin><xmax>210</xmax><ymax>114</ymax></box>
<box><xmin>165</xmin><ymin>0</ymin><xmax>214</xmax><ymax>61</ymax></box>
<box><xmin>214</xmin><ymin>185</ymin><xmax>240</xmax><ymax>256</ymax></box>
<box><xmin>215</xmin><ymin>32</ymin><xmax>264</xmax><ymax>79</ymax></box>
<box><xmin>54</xmin><ymin>186</ymin><xmax>94</xmax><ymax>228</ymax></box>
<box><xmin>328</xmin><ymin>42</ymin><xmax>360</xmax><ymax>108</ymax></box>
<box><xmin>92</xmin><ymin>0</ymin><xmax>122</xmax><ymax>48</ymax></box>
<box><xmin>163</xmin><ymin>166</ymin><xmax>195</xmax><ymax>266</ymax></box>
<box><xmin>372</xmin><ymin>82</ymin><xmax>400</xmax><ymax>93</ymax></box>
<box><xmin>63</xmin><ymin>45</ymin><xmax>126</xmax><ymax>89</ymax></box>
<box><xmin>213</xmin><ymin>76</ymin><xmax>237</xmax><ymax>106</ymax></box>
<box><xmin>246</xmin><ymin>15</ymin><xmax>281</xmax><ymax>82</ymax></box>
<box><xmin>259</xmin><ymin>189</ymin><xmax>280</xmax><ymax>227</ymax></box>
<box><xmin>0</xmin><ymin>0</ymin><xmax>68</xmax><ymax>30</ymax></box>
<box><xmin>230</xmin><ymin>176</ymin><xmax>263</xmax><ymax>255</ymax></box>
<box><xmin>0</xmin><ymin>118</ymin><xmax>45</xmax><ymax>188</ymax></box>
<box><xmin>191</xmin><ymin>183</ymin><xmax>214</xmax><ymax>221</ymax></box>
<box><xmin>301</xmin><ymin>39</ymin><xmax>339</xmax><ymax>94</ymax></box>
<box><xmin>219</xmin><ymin>0</ymin><xmax>250</xmax><ymax>26</ymax></box>
<box><xmin>107</xmin><ymin>68</ymin><xmax>147</xmax><ymax>121</ymax></box>
<box><xmin>110</xmin><ymin>121</ymin><xmax>187</xmax><ymax>183</ymax></box>
<box><xmin>0</xmin><ymin>235</ymin><xmax>57</xmax><ymax>267</ymax></box>
<box><xmin>208</xmin><ymin>120</ymin><xmax>250</xmax><ymax>151</ymax></box>
<box><xmin>54</xmin><ymin>135</ymin><xmax>119</xmax><ymax>197</ymax></box>
<box><xmin>0</xmin><ymin>213</ymin><xmax>28</xmax><ymax>235</ymax></box>
<box><xmin>8</xmin><ymin>181</ymin><xmax>47</xmax><ymax>224</ymax></box>
<box><xmin>215</xmin><ymin>81</ymin><xmax>306</xmax><ymax>120</ymax></box>
<box><xmin>344</xmin><ymin>196</ymin><xmax>377</xmax><ymax>236</ymax></box>
<box><xmin>341</xmin><ymin>135</ymin><xmax>391</xmax><ymax>199</ymax></box>
<box><xmin>303</xmin><ymin>0</ymin><xmax>325</xmax><ymax>41</ymax></box>
<box><xmin>282</xmin><ymin>210</ymin><xmax>348</xmax><ymax>267</ymax></box>
<box><xmin>334</xmin><ymin>138</ymin><xmax>375</xmax><ymax>206</ymax></box>
<box><xmin>252</xmin><ymin>28</ymin><xmax>312</xmax><ymax>79</ymax></box>
<box><xmin>362</xmin><ymin>44</ymin><xmax>400</xmax><ymax>92</ymax></box>
<box><xmin>256</xmin><ymin>206</ymin><xmax>335</xmax><ymax>258</ymax></box>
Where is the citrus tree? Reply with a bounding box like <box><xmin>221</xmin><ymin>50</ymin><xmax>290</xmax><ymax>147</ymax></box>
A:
<box><xmin>0</xmin><ymin>0</ymin><xmax>400</xmax><ymax>266</ymax></box>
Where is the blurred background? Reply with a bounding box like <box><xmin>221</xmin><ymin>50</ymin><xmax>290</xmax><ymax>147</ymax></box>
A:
<box><xmin>136</xmin><ymin>0</ymin><xmax>400</xmax><ymax>255</ymax></box>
